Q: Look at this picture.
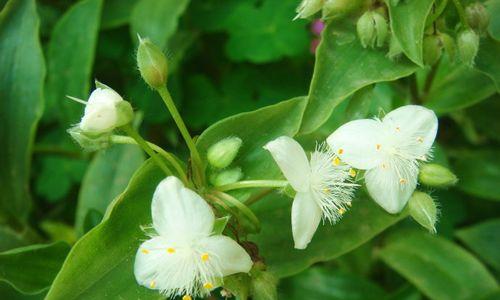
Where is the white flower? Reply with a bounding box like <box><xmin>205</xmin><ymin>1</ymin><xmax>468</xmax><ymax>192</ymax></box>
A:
<box><xmin>264</xmin><ymin>136</ymin><xmax>357</xmax><ymax>249</ymax></box>
<box><xmin>79</xmin><ymin>88</ymin><xmax>126</xmax><ymax>134</ymax></box>
<box><xmin>327</xmin><ymin>105</ymin><xmax>438</xmax><ymax>214</ymax></box>
<box><xmin>134</xmin><ymin>176</ymin><xmax>253</xmax><ymax>299</ymax></box>
<box><xmin>295</xmin><ymin>0</ymin><xmax>324</xmax><ymax>20</ymax></box>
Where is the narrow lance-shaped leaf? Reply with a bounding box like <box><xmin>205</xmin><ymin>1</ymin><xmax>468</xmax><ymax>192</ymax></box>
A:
<box><xmin>0</xmin><ymin>0</ymin><xmax>45</xmax><ymax>222</ymax></box>
<box><xmin>456</xmin><ymin>219</ymin><xmax>500</xmax><ymax>271</ymax></box>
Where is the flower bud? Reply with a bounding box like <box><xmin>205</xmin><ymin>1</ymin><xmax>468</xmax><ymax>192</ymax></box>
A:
<box><xmin>408</xmin><ymin>191</ymin><xmax>438</xmax><ymax>233</ymax></box>
<box><xmin>79</xmin><ymin>87</ymin><xmax>133</xmax><ymax>135</ymax></box>
<box><xmin>322</xmin><ymin>0</ymin><xmax>366</xmax><ymax>19</ymax></box>
<box><xmin>419</xmin><ymin>163</ymin><xmax>458</xmax><ymax>188</ymax></box>
<box><xmin>357</xmin><ymin>11</ymin><xmax>388</xmax><ymax>48</ymax></box>
<box><xmin>439</xmin><ymin>32</ymin><xmax>456</xmax><ymax>61</ymax></box>
<box><xmin>250</xmin><ymin>263</ymin><xmax>278</xmax><ymax>300</ymax></box>
<box><xmin>294</xmin><ymin>0</ymin><xmax>324</xmax><ymax>20</ymax></box>
<box><xmin>68</xmin><ymin>126</ymin><xmax>111</xmax><ymax>151</ymax></box>
<box><xmin>210</xmin><ymin>167</ymin><xmax>244</xmax><ymax>187</ymax></box>
<box><xmin>457</xmin><ymin>29</ymin><xmax>479</xmax><ymax>67</ymax></box>
<box><xmin>465</xmin><ymin>3</ymin><xmax>490</xmax><ymax>33</ymax></box>
<box><xmin>423</xmin><ymin>34</ymin><xmax>443</xmax><ymax>66</ymax></box>
<box><xmin>136</xmin><ymin>36</ymin><xmax>168</xmax><ymax>89</ymax></box>
<box><xmin>207</xmin><ymin>137</ymin><xmax>243</xmax><ymax>169</ymax></box>
<box><xmin>387</xmin><ymin>35</ymin><xmax>403</xmax><ymax>60</ymax></box>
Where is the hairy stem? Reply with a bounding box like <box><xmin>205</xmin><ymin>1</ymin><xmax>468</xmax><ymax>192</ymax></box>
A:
<box><xmin>216</xmin><ymin>180</ymin><xmax>288</xmax><ymax>192</ymax></box>
<box><xmin>451</xmin><ymin>0</ymin><xmax>469</xmax><ymax>28</ymax></box>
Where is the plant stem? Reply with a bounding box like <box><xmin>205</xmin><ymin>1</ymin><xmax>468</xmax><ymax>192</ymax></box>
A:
<box><xmin>426</xmin><ymin>0</ymin><xmax>449</xmax><ymax>26</ymax></box>
<box><xmin>451</xmin><ymin>0</ymin><xmax>469</xmax><ymax>28</ymax></box>
<box><xmin>216</xmin><ymin>180</ymin><xmax>288</xmax><ymax>192</ymax></box>
<box><xmin>213</xmin><ymin>191</ymin><xmax>260</xmax><ymax>231</ymax></box>
<box><xmin>244</xmin><ymin>189</ymin><xmax>274</xmax><ymax>206</ymax></box>
<box><xmin>156</xmin><ymin>86</ymin><xmax>204</xmax><ymax>185</ymax></box>
<box><xmin>121</xmin><ymin>125</ymin><xmax>172</xmax><ymax>176</ymax></box>
<box><xmin>110</xmin><ymin>135</ymin><xmax>187</xmax><ymax>184</ymax></box>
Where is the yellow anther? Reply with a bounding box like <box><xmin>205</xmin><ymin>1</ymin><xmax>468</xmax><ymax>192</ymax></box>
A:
<box><xmin>201</xmin><ymin>253</ymin><xmax>209</xmax><ymax>261</ymax></box>
<box><xmin>338</xmin><ymin>148</ymin><xmax>344</xmax><ymax>155</ymax></box>
<box><xmin>396</xmin><ymin>126</ymin><xmax>401</xmax><ymax>131</ymax></box>
<box><xmin>399</xmin><ymin>178</ymin><xmax>407</xmax><ymax>184</ymax></box>
<box><xmin>204</xmin><ymin>282</ymin><xmax>214</xmax><ymax>289</ymax></box>
<box><xmin>347</xmin><ymin>201</ymin><xmax>352</xmax><ymax>207</ymax></box>
<box><xmin>167</xmin><ymin>247</ymin><xmax>175</xmax><ymax>254</ymax></box>
<box><xmin>182</xmin><ymin>295</ymin><xmax>192</xmax><ymax>300</ymax></box>
<box><xmin>323</xmin><ymin>188</ymin><xmax>330</xmax><ymax>193</ymax></box>
<box><xmin>381</xmin><ymin>163</ymin><xmax>387</xmax><ymax>169</ymax></box>
<box><xmin>338</xmin><ymin>208</ymin><xmax>346</xmax><ymax>215</ymax></box>
<box><xmin>150</xmin><ymin>280</ymin><xmax>156</xmax><ymax>288</ymax></box>
<box><xmin>417</xmin><ymin>136</ymin><xmax>424</xmax><ymax>143</ymax></box>
<box><xmin>332</xmin><ymin>157</ymin><xmax>341</xmax><ymax>166</ymax></box>
<box><xmin>141</xmin><ymin>249</ymin><xmax>149</xmax><ymax>254</ymax></box>
<box><xmin>376</xmin><ymin>144</ymin><xmax>381</xmax><ymax>150</ymax></box>
<box><xmin>348</xmin><ymin>169</ymin><xmax>356</xmax><ymax>177</ymax></box>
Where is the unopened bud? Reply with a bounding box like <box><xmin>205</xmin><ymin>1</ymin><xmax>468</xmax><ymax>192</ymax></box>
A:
<box><xmin>250</xmin><ymin>263</ymin><xmax>278</xmax><ymax>300</ymax></box>
<box><xmin>357</xmin><ymin>11</ymin><xmax>388</xmax><ymax>48</ymax></box>
<box><xmin>68</xmin><ymin>126</ymin><xmax>111</xmax><ymax>151</ymax></box>
<box><xmin>207</xmin><ymin>137</ymin><xmax>243</xmax><ymax>169</ymax></box>
<box><xmin>294</xmin><ymin>0</ymin><xmax>324</xmax><ymax>20</ymax></box>
<box><xmin>419</xmin><ymin>163</ymin><xmax>458</xmax><ymax>188</ymax></box>
<box><xmin>408</xmin><ymin>191</ymin><xmax>438</xmax><ymax>233</ymax></box>
<box><xmin>439</xmin><ymin>32</ymin><xmax>456</xmax><ymax>61</ymax></box>
<box><xmin>210</xmin><ymin>167</ymin><xmax>243</xmax><ymax>187</ymax></box>
<box><xmin>423</xmin><ymin>34</ymin><xmax>443</xmax><ymax>66</ymax></box>
<box><xmin>137</xmin><ymin>36</ymin><xmax>168</xmax><ymax>89</ymax></box>
<box><xmin>457</xmin><ymin>29</ymin><xmax>479</xmax><ymax>67</ymax></box>
<box><xmin>322</xmin><ymin>0</ymin><xmax>366</xmax><ymax>19</ymax></box>
<box><xmin>465</xmin><ymin>3</ymin><xmax>490</xmax><ymax>33</ymax></box>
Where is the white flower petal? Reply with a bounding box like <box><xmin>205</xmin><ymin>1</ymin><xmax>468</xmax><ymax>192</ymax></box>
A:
<box><xmin>364</xmin><ymin>159</ymin><xmax>418</xmax><ymax>214</ymax></box>
<box><xmin>264</xmin><ymin>136</ymin><xmax>310</xmax><ymax>192</ymax></box>
<box><xmin>327</xmin><ymin>119</ymin><xmax>385</xmax><ymax>170</ymax></box>
<box><xmin>382</xmin><ymin>105</ymin><xmax>438</xmax><ymax>157</ymax></box>
<box><xmin>87</xmin><ymin>88</ymin><xmax>123</xmax><ymax>106</ymax></box>
<box><xmin>80</xmin><ymin>88</ymin><xmax>124</xmax><ymax>134</ymax></box>
<box><xmin>291</xmin><ymin>192</ymin><xmax>322</xmax><ymax>249</ymax></box>
<box><xmin>152</xmin><ymin>176</ymin><xmax>214</xmax><ymax>242</ymax></box>
<box><xmin>199</xmin><ymin>235</ymin><xmax>253</xmax><ymax>276</ymax></box>
<box><xmin>134</xmin><ymin>236</ymin><xmax>170</xmax><ymax>290</ymax></box>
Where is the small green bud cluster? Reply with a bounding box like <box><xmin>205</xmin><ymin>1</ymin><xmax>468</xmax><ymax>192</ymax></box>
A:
<box><xmin>207</xmin><ymin>136</ymin><xmax>244</xmax><ymax>187</ymax></box>
<box><xmin>457</xmin><ymin>29</ymin><xmax>480</xmax><ymax>67</ymax></box>
<box><xmin>465</xmin><ymin>2</ymin><xmax>490</xmax><ymax>33</ymax></box>
<box><xmin>422</xmin><ymin>32</ymin><xmax>455</xmax><ymax>66</ymax></box>
<box><xmin>356</xmin><ymin>11</ymin><xmax>388</xmax><ymax>48</ymax></box>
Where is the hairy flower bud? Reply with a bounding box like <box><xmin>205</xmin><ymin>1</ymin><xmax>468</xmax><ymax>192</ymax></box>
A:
<box><xmin>419</xmin><ymin>163</ymin><xmax>458</xmax><ymax>188</ymax></box>
<box><xmin>294</xmin><ymin>0</ymin><xmax>324</xmax><ymax>20</ymax></box>
<box><xmin>137</xmin><ymin>36</ymin><xmax>168</xmax><ymax>89</ymax></box>
<box><xmin>357</xmin><ymin>11</ymin><xmax>388</xmax><ymax>48</ymax></box>
<box><xmin>423</xmin><ymin>34</ymin><xmax>443</xmax><ymax>66</ymax></box>
<box><xmin>322</xmin><ymin>0</ymin><xmax>366</xmax><ymax>19</ymax></box>
<box><xmin>457</xmin><ymin>29</ymin><xmax>480</xmax><ymax>67</ymax></box>
<box><xmin>439</xmin><ymin>32</ymin><xmax>456</xmax><ymax>61</ymax></box>
<box><xmin>465</xmin><ymin>3</ymin><xmax>490</xmax><ymax>33</ymax></box>
<box><xmin>207</xmin><ymin>137</ymin><xmax>243</xmax><ymax>169</ymax></box>
<box><xmin>68</xmin><ymin>126</ymin><xmax>111</xmax><ymax>151</ymax></box>
<box><xmin>408</xmin><ymin>191</ymin><xmax>438</xmax><ymax>233</ymax></box>
<box><xmin>210</xmin><ymin>167</ymin><xmax>244</xmax><ymax>187</ymax></box>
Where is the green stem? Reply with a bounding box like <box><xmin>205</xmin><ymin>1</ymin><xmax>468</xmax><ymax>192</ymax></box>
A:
<box><xmin>244</xmin><ymin>189</ymin><xmax>273</xmax><ymax>206</ymax></box>
<box><xmin>216</xmin><ymin>180</ymin><xmax>288</xmax><ymax>192</ymax></box>
<box><xmin>121</xmin><ymin>125</ymin><xmax>172</xmax><ymax>176</ymax></box>
<box><xmin>451</xmin><ymin>0</ymin><xmax>469</xmax><ymax>28</ymax></box>
<box><xmin>213</xmin><ymin>191</ymin><xmax>260</xmax><ymax>231</ymax></box>
<box><xmin>110</xmin><ymin>135</ymin><xmax>187</xmax><ymax>184</ymax></box>
<box><xmin>426</xmin><ymin>0</ymin><xmax>449</xmax><ymax>26</ymax></box>
<box><xmin>156</xmin><ymin>86</ymin><xmax>204</xmax><ymax>186</ymax></box>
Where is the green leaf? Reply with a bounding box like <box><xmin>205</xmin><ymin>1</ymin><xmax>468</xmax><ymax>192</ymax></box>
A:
<box><xmin>300</xmin><ymin>21</ymin><xmax>417</xmax><ymax>134</ymax></box>
<box><xmin>0</xmin><ymin>282</ymin><xmax>44</xmax><ymax>300</ymax></box>
<box><xmin>475</xmin><ymin>37</ymin><xmax>500</xmax><ymax>92</ymax></box>
<box><xmin>45</xmin><ymin>160</ymin><xmax>165</xmax><ymax>300</ymax></box>
<box><xmin>0</xmin><ymin>0</ymin><xmax>45</xmax><ymax>222</ymax></box>
<box><xmin>456</xmin><ymin>218</ymin><xmax>500</xmax><ymax>271</ymax></box>
<box><xmin>468</xmin><ymin>94</ymin><xmax>500</xmax><ymax>142</ymax></box>
<box><xmin>0</xmin><ymin>226</ymin><xmax>31</xmax><ymax>252</ymax></box>
<box><xmin>252</xmin><ymin>194</ymin><xmax>407</xmax><ymax>277</ymax></box>
<box><xmin>223</xmin><ymin>0</ymin><xmax>309</xmax><ymax>63</ymax></box>
<box><xmin>101</xmin><ymin>0</ymin><xmax>136</xmax><ymax>29</ymax></box>
<box><xmin>0</xmin><ymin>242</ymin><xmax>70</xmax><ymax>294</ymax></box>
<box><xmin>75</xmin><ymin>144</ymin><xmax>144</xmax><ymax>235</ymax></box>
<box><xmin>280</xmin><ymin>267</ymin><xmax>387</xmax><ymax>299</ymax></box>
<box><xmin>453</xmin><ymin>150</ymin><xmax>500</xmax><ymax>201</ymax></box>
<box><xmin>424</xmin><ymin>58</ymin><xmax>496</xmax><ymax>114</ymax></box>
<box><xmin>486</xmin><ymin>0</ymin><xmax>500</xmax><ymax>41</ymax></box>
<box><xmin>196</xmin><ymin>97</ymin><xmax>307</xmax><ymax>179</ymax></box>
<box><xmin>44</xmin><ymin>0</ymin><xmax>102</xmax><ymax>126</ymax></box>
<box><xmin>130</xmin><ymin>0</ymin><xmax>189</xmax><ymax>48</ymax></box>
<box><xmin>378</xmin><ymin>230</ymin><xmax>498</xmax><ymax>300</ymax></box>
<box><xmin>385</xmin><ymin>0</ymin><xmax>434</xmax><ymax>66</ymax></box>
<box><xmin>212</xmin><ymin>216</ymin><xmax>231</xmax><ymax>235</ymax></box>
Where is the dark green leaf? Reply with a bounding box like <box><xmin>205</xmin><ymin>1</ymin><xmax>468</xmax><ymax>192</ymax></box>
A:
<box><xmin>0</xmin><ymin>242</ymin><xmax>70</xmax><ymax>294</ymax></box>
<box><xmin>101</xmin><ymin>0</ymin><xmax>136</xmax><ymax>29</ymax></box>
<box><xmin>475</xmin><ymin>37</ymin><xmax>500</xmax><ymax>92</ymax></box>
<box><xmin>379</xmin><ymin>230</ymin><xmax>498</xmax><ymax>300</ymax></box>
<box><xmin>0</xmin><ymin>0</ymin><xmax>45</xmax><ymax>222</ymax></box>
<box><xmin>486</xmin><ymin>0</ymin><xmax>500</xmax><ymax>41</ymax></box>
<box><xmin>0</xmin><ymin>282</ymin><xmax>44</xmax><ymax>300</ymax></box>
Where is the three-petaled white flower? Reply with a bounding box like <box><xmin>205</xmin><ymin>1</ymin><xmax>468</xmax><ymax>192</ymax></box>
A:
<box><xmin>134</xmin><ymin>176</ymin><xmax>253</xmax><ymax>299</ymax></box>
<box><xmin>327</xmin><ymin>105</ymin><xmax>438</xmax><ymax>214</ymax></box>
<box><xmin>264</xmin><ymin>136</ymin><xmax>357</xmax><ymax>249</ymax></box>
<box><xmin>79</xmin><ymin>87</ymin><xmax>129</xmax><ymax>135</ymax></box>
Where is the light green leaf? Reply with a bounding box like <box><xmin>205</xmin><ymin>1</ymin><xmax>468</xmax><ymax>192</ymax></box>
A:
<box><xmin>197</xmin><ymin>97</ymin><xmax>307</xmax><ymax>179</ymax></box>
<box><xmin>385</xmin><ymin>0</ymin><xmax>434</xmax><ymax>66</ymax></box>
<box><xmin>44</xmin><ymin>0</ymin><xmax>102</xmax><ymax>126</ymax></box>
<box><xmin>0</xmin><ymin>0</ymin><xmax>45</xmax><ymax>222</ymax></box>
<box><xmin>456</xmin><ymin>218</ymin><xmax>500</xmax><ymax>271</ymax></box>
<box><xmin>101</xmin><ymin>0</ymin><xmax>136</xmax><ymax>29</ymax></box>
<box><xmin>475</xmin><ymin>37</ymin><xmax>500</xmax><ymax>92</ymax></box>
<box><xmin>453</xmin><ymin>150</ymin><xmax>500</xmax><ymax>201</ymax></box>
<box><xmin>300</xmin><ymin>21</ymin><xmax>417</xmax><ymax>134</ymax></box>
<box><xmin>45</xmin><ymin>160</ymin><xmax>165</xmax><ymax>300</ymax></box>
<box><xmin>75</xmin><ymin>144</ymin><xmax>144</xmax><ymax>235</ymax></box>
<box><xmin>0</xmin><ymin>242</ymin><xmax>70</xmax><ymax>294</ymax></box>
<box><xmin>253</xmin><ymin>193</ymin><xmax>407</xmax><ymax>277</ymax></box>
<box><xmin>130</xmin><ymin>0</ymin><xmax>189</xmax><ymax>48</ymax></box>
<box><xmin>379</xmin><ymin>230</ymin><xmax>498</xmax><ymax>300</ymax></box>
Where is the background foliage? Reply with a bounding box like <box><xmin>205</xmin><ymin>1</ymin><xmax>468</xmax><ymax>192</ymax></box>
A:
<box><xmin>0</xmin><ymin>0</ymin><xmax>499</xmax><ymax>299</ymax></box>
